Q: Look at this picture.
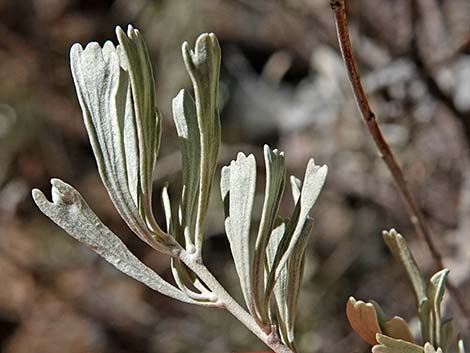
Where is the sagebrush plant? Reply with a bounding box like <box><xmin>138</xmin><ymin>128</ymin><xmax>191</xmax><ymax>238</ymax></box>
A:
<box><xmin>347</xmin><ymin>229</ymin><xmax>466</xmax><ymax>353</ymax></box>
<box><xmin>32</xmin><ymin>26</ymin><xmax>327</xmax><ymax>353</ymax></box>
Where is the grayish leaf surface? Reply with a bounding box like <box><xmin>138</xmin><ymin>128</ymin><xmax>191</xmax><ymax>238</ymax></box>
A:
<box><xmin>32</xmin><ymin>179</ymin><xmax>194</xmax><ymax>303</ymax></box>
<box><xmin>373</xmin><ymin>334</ymin><xmax>424</xmax><ymax>353</ymax></box>
<box><xmin>382</xmin><ymin>229</ymin><xmax>427</xmax><ymax>305</ymax></box>
<box><xmin>172</xmin><ymin>89</ymin><xmax>200</xmax><ymax>251</ymax></box>
<box><xmin>222</xmin><ymin>153</ymin><xmax>257</xmax><ymax>311</ymax></box>
<box><xmin>427</xmin><ymin>269</ymin><xmax>449</xmax><ymax>348</ymax></box>
<box><xmin>182</xmin><ymin>33</ymin><xmax>221</xmax><ymax>257</ymax></box>
<box><xmin>252</xmin><ymin>145</ymin><xmax>286</xmax><ymax>322</ymax></box>
<box><xmin>70</xmin><ymin>32</ymin><xmax>176</xmax><ymax>254</ymax></box>
<box><xmin>116</xmin><ymin>25</ymin><xmax>162</xmax><ymax>230</ymax></box>
<box><xmin>266</xmin><ymin>220</ymin><xmax>288</xmax><ymax>339</ymax></box>
<box><xmin>264</xmin><ymin>160</ymin><xmax>327</xmax><ymax>310</ymax></box>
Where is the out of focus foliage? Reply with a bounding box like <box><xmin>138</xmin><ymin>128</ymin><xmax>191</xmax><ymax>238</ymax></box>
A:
<box><xmin>0</xmin><ymin>0</ymin><xmax>468</xmax><ymax>352</ymax></box>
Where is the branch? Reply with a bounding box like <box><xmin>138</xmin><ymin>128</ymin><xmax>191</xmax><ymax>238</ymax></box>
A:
<box><xmin>329</xmin><ymin>0</ymin><xmax>470</xmax><ymax>326</ymax></box>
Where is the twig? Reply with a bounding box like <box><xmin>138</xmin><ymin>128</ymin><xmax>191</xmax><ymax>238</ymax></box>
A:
<box><xmin>179</xmin><ymin>250</ymin><xmax>294</xmax><ymax>353</ymax></box>
<box><xmin>329</xmin><ymin>0</ymin><xmax>470</xmax><ymax>325</ymax></box>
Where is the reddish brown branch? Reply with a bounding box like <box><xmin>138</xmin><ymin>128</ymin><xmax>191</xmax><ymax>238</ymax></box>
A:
<box><xmin>329</xmin><ymin>0</ymin><xmax>470</xmax><ymax>325</ymax></box>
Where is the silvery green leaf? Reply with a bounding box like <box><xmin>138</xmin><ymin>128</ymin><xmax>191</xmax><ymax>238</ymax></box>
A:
<box><xmin>163</xmin><ymin>184</ymin><xmax>215</xmax><ymax>303</ymax></box>
<box><xmin>172</xmin><ymin>89</ymin><xmax>200</xmax><ymax>251</ymax></box>
<box><xmin>171</xmin><ymin>258</ymin><xmax>218</xmax><ymax>304</ymax></box>
<box><xmin>222</xmin><ymin>153</ymin><xmax>257</xmax><ymax>311</ymax></box>
<box><xmin>182</xmin><ymin>33</ymin><xmax>221</xmax><ymax>257</ymax></box>
<box><xmin>285</xmin><ymin>217</ymin><xmax>313</xmax><ymax>343</ymax></box>
<box><xmin>116</xmin><ymin>25</ymin><xmax>162</xmax><ymax>229</ymax></box>
<box><xmin>266</xmin><ymin>220</ymin><xmax>289</xmax><ymax>339</ymax></box>
<box><xmin>264</xmin><ymin>159</ymin><xmax>327</xmax><ymax>309</ymax></box>
<box><xmin>70</xmin><ymin>41</ymin><xmax>175</xmax><ymax>254</ymax></box>
<box><xmin>419</xmin><ymin>298</ymin><xmax>432</xmax><ymax>344</ymax></box>
<box><xmin>427</xmin><ymin>269</ymin><xmax>449</xmax><ymax>348</ymax></box>
<box><xmin>252</xmin><ymin>146</ymin><xmax>286</xmax><ymax>322</ymax></box>
<box><xmin>382</xmin><ymin>229</ymin><xmax>427</xmax><ymax>305</ymax></box>
<box><xmin>273</xmin><ymin>159</ymin><xmax>327</xmax><ymax>276</ymax></box>
<box><xmin>373</xmin><ymin>334</ymin><xmax>424</xmax><ymax>353</ymax></box>
<box><xmin>441</xmin><ymin>319</ymin><xmax>453</xmax><ymax>352</ymax></box>
<box><xmin>31</xmin><ymin>179</ymin><xmax>196</xmax><ymax>303</ymax></box>
<box><xmin>290</xmin><ymin>176</ymin><xmax>301</xmax><ymax>204</ymax></box>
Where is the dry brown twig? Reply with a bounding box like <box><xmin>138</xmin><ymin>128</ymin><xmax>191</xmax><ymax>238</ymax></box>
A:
<box><xmin>329</xmin><ymin>0</ymin><xmax>470</xmax><ymax>327</ymax></box>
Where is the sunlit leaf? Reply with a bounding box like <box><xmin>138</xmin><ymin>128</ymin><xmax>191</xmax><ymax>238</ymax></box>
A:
<box><xmin>32</xmin><ymin>179</ymin><xmax>192</xmax><ymax>302</ymax></box>
<box><xmin>222</xmin><ymin>153</ymin><xmax>257</xmax><ymax>311</ymax></box>
<box><xmin>382</xmin><ymin>229</ymin><xmax>427</xmax><ymax>305</ymax></box>
<box><xmin>172</xmin><ymin>89</ymin><xmax>200</xmax><ymax>251</ymax></box>
<box><xmin>116</xmin><ymin>25</ymin><xmax>162</xmax><ymax>232</ymax></box>
<box><xmin>252</xmin><ymin>146</ymin><xmax>286</xmax><ymax>322</ymax></box>
<box><xmin>182</xmin><ymin>33</ymin><xmax>221</xmax><ymax>257</ymax></box>
<box><xmin>70</xmin><ymin>39</ymin><xmax>174</xmax><ymax>254</ymax></box>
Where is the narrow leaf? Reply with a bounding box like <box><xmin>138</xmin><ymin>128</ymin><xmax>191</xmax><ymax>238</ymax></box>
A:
<box><xmin>266</xmin><ymin>219</ymin><xmax>289</xmax><ymax>339</ymax></box>
<box><xmin>441</xmin><ymin>319</ymin><xmax>453</xmax><ymax>352</ymax></box>
<box><xmin>172</xmin><ymin>89</ymin><xmax>200</xmax><ymax>251</ymax></box>
<box><xmin>223</xmin><ymin>153</ymin><xmax>257</xmax><ymax>311</ymax></box>
<box><xmin>285</xmin><ymin>217</ymin><xmax>313</xmax><ymax>343</ymax></box>
<box><xmin>382</xmin><ymin>229</ymin><xmax>427</xmax><ymax>305</ymax></box>
<box><xmin>116</xmin><ymin>25</ymin><xmax>162</xmax><ymax>229</ymax></box>
<box><xmin>32</xmin><ymin>179</ymin><xmax>194</xmax><ymax>303</ymax></box>
<box><xmin>182</xmin><ymin>33</ymin><xmax>221</xmax><ymax>257</ymax></box>
<box><xmin>70</xmin><ymin>41</ymin><xmax>173</xmax><ymax>253</ymax></box>
<box><xmin>419</xmin><ymin>298</ymin><xmax>433</xmax><ymax>344</ymax></box>
<box><xmin>252</xmin><ymin>145</ymin><xmax>286</xmax><ymax>323</ymax></box>
<box><xmin>273</xmin><ymin>160</ymin><xmax>327</xmax><ymax>278</ymax></box>
<box><xmin>264</xmin><ymin>160</ymin><xmax>327</xmax><ymax>312</ymax></box>
<box><xmin>427</xmin><ymin>269</ymin><xmax>449</xmax><ymax>348</ymax></box>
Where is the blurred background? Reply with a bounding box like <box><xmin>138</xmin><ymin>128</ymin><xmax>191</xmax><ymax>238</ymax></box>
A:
<box><xmin>0</xmin><ymin>0</ymin><xmax>469</xmax><ymax>352</ymax></box>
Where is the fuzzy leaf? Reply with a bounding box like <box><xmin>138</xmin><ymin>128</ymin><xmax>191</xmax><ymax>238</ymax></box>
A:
<box><xmin>427</xmin><ymin>269</ymin><xmax>449</xmax><ymax>348</ymax></box>
<box><xmin>441</xmin><ymin>319</ymin><xmax>453</xmax><ymax>352</ymax></box>
<box><xmin>172</xmin><ymin>89</ymin><xmax>200</xmax><ymax>251</ymax></box>
<box><xmin>252</xmin><ymin>146</ymin><xmax>286</xmax><ymax>322</ymax></box>
<box><xmin>382</xmin><ymin>229</ymin><xmax>427</xmax><ymax>305</ymax></box>
<box><xmin>419</xmin><ymin>298</ymin><xmax>432</xmax><ymax>344</ymax></box>
<box><xmin>285</xmin><ymin>216</ymin><xmax>313</xmax><ymax>345</ymax></box>
<box><xmin>373</xmin><ymin>334</ymin><xmax>424</xmax><ymax>353</ymax></box>
<box><xmin>223</xmin><ymin>153</ymin><xmax>257</xmax><ymax>311</ymax></box>
<box><xmin>116</xmin><ymin>25</ymin><xmax>161</xmax><ymax>226</ymax></box>
<box><xmin>290</xmin><ymin>176</ymin><xmax>301</xmax><ymax>204</ymax></box>
<box><xmin>266</xmin><ymin>220</ymin><xmax>289</xmax><ymax>340</ymax></box>
<box><xmin>264</xmin><ymin>160</ymin><xmax>327</xmax><ymax>313</ymax></box>
<box><xmin>346</xmin><ymin>297</ymin><xmax>383</xmax><ymax>345</ymax></box>
<box><xmin>32</xmin><ymin>179</ymin><xmax>194</xmax><ymax>303</ymax></box>
<box><xmin>70</xmin><ymin>40</ymin><xmax>175</xmax><ymax>254</ymax></box>
<box><xmin>170</xmin><ymin>258</ymin><xmax>217</xmax><ymax>304</ymax></box>
<box><xmin>182</xmin><ymin>33</ymin><xmax>221</xmax><ymax>257</ymax></box>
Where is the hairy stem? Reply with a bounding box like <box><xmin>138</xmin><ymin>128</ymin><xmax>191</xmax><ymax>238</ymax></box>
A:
<box><xmin>329</xmin><ymin>0</ymin><xmax>470</xmax><ymax>325</ymax></box>
<box><xmin>179</xmin><ymin>250</ymin><xmax>294</xmax><ymax>353</ymax></box>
